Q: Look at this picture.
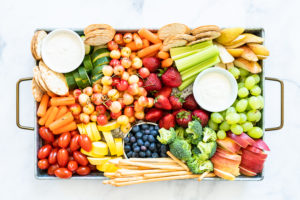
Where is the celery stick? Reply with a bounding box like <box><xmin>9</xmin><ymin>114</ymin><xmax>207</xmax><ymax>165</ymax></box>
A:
<box><xmin>181</xmin><ymin>56</ymin><xmax>220</xmax><ymax>81</ymax></box>
<box><xmin>178</xmin><ymin>75</ymin><xmax>197</xmax><ymax>91</ymax></box>
<box><xmin>172</xmin><ymin>47</ymin><xmax>210</xmax><ymax>61</ymax></box>
<box><xmin>170</xmin><ymin>40</ymin><xmax>212</xmax><ymax>57</ymax></box>
<box><xmin>175</xmin><ymin>45</ymin><xmax>219</xmax><ymax>72</ymax></box>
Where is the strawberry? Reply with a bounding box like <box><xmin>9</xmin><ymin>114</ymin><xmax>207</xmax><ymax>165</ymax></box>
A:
<box><xmin>161</xmin><ymin>67</ymin><xmax>182</xmax><ymax>88</ymax></box>
<box><xmin>183</xmin><ymin>94</ymin><xmax>198</xmax><ymax>110</ymax></box>
<box><xmin>144</xmin><ymin>73</ymin><xmax>162</xmax><ymax>91</ymax></box>
<box><xmin>142</xmin><ymin>57</ymin><xmax>160</xmax><ymax>72</ymax></box>
<box><xmin>159</xmin><ymin>114</ymin><xmax>176</xmax><ymax>129</ymax></box>
<box><xmin>145</xmin><ymin>108</ymin><xmax>163</xmax><ymax>122</ymax></box>
<box><xmin>192</xmin><ymin>109</ymin><xmax>210</xmax><ymax>127</ymax></box>
<box><xmin>154</xmin><ymin>87</ymin><xmax>172</xmax><ymax>98</ymax></box>
<box><xmin>176</xmin><ymin>110</ymin><xmax>192</xmax><ymax>128</ymax></box>
<box><xmin>172</xmin><ymin>108</ymin><xmax>186</xmax><ymax>117</ymax></box>
<box><xmin>169</xmin><ymin>95</ymin><xmax>184</xmax><ymax>110</ymax></box>
<box><xmin>154</xmin><ymin>95</ymin><xmax>172</xmax><ymax>110</ymax></box>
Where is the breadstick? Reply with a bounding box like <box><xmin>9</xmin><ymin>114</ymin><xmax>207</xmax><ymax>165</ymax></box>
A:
<box><xmin>128</xmin><ymin>158</ymin><xmax>175</xmax><ymax>163</ymax></box>
<box><xmin>119</xmin><ymin>160</ymin><xmax>184</xmax><ymax>170</ymax></box>
<box><xmin>167</xmin><ymin>151</ymin><xmax>190</xmax><ymax>171</ymax></box>
<box><xmin>118</xmin><ymin>169</ymin><xmax>170</xmax><ymax>176</ymax></box>
<box><xmin>113</xmin><ymin>176</ymin><xmax>143</xmax><ymax>182</ymax></box>
<box><xmin>198</xmin><ymin>171</ymin><xmax>209</xmax><ymax>181</ymax></box>
<box><xmin>143</xmin><ymin>171</ymin><xmax>192</xmax><ymax>178</ymax></box>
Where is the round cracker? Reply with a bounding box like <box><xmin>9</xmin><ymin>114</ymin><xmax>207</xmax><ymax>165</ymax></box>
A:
<box><xmin>172</xmin><ymin>34</ymin><xmax>196</xmax><ymax>42</ymax></box>
<box><xmin>84</xmin><ymin>24</ymin><xmax>114</xmax><ymax>35</ymax></box>
<box><xmin>191</xmin><ymin>25</ymin><xmax>220</xmax><ymax>36</ymax></box>
<box><xmin>158</xmin><ymin>23</ymin><xmax>190</xmax><ymax>40</ymax></box>
<box><xmin>187</xmin><ymin>37</ymin><xmax>213</xmax><ymax>46</ymax></box>
<box><xmin>33</xmin><ymin>66</ymin><xmax>47</xmax><ymax>92</ymax></box>
<box><xmin>30</xmin><ymin>30</ymin><xmax>47</xmax><ymax>60</ymax></box>
<box><xmin>195</xmin><ymin>31</ymin><xmax>221</xmax><ymax>39</ymax></box>
<box><xmin>39</xmin><ymin>61</ymin><xmax>69</xmax><ymax>95</ymax></box>
<box><xmin>32</xmin><ymin>78</ymin><xmax>44</xmax><ymax>102</ymax></box>
<box><xmin>162</xmin><ymin>37</ymin><xmax>187</xmax><ymax>51</ymax></box>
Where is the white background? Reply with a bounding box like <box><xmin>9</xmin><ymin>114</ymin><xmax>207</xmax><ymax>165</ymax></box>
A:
<box><xmin>0</xmin><ymin>0</ymin><xmax>299</xmax><ymax>199</ymax></box>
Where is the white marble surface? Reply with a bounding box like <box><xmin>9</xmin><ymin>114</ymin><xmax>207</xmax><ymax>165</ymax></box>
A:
<box><xmin>0</xmin><ymin>0</ymin><xmax>299</xmax><ymax>199</ymax></box>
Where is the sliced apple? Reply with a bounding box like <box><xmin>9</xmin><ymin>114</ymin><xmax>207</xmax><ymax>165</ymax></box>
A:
<box><xmin>213</xmin><ymin>162</ymin><xmax>240</xmax><ymax>176</ymax></box>
<box><xmin>211</xmin><ymin>154</ymin><xmax>241</xmax><ymax>166</ymax></box>
<box><xmin>242</xmin><ymin>149</ymin><xmax>268</xmax><ymax>160</ymax></box>
<box><xmin>215</xmin><ymin>42</ymin><xmax>234</xmax><ymax>64</ymax></box>
<box><xmin>214</xmin><ymin>168</ymin><xmax>236</xmax><ymax>180</ymax></box>
<box><xmin>240</xmin><ymin>159</ymin><xmax>264</xmax><ymax>173</ymax></box>
<box><xmin>216</xmin><ymin>27</ymin><xmax>245</xmax><ymax>45</ymax></box>
<box><xmin>252</xmin><ymin>139</ymin><xmax>270</xmax><ymax>151</ymax></box>
<box><xmin>247</xmin><ymin>43</ymin><xmax>269</xmax><ymax>56</ymax></box>
<box><xmin>226</xmin><ymin>48</ymin><xmax>244</xmax><ymax>57</ymax></box>
<box><xmin>227</xmin><ymin>132</ymin><xmax>249</xmax><ymax>148</ymax></box>
<box><xmin>240</xmin><ymin>166</ymin><xmax>257</xmax><ymax>176</ymax></box>
<box><xmin>245</xmin><ymin>146</ymin><xmax>263</xmax><ymax>154</ymax></box>
<box><xmin>243</xmin><ymin>33</ymin><xmax>264</xmax><ymax>44</ymax></box>
<box><xmin>216</xmin><ymin>137</ymin><xmax>241</xmax><ymax>153</ymax></box>
<box><xmin>215</xmin><ymin>150</ymin><xmax>241</xmax><ymax>162</ymax></box>
<box><xmin>225</xmin><ymin>34</ymin><xmax>247</xmax><ymax>46</ymax></box>
<box><xmin>234</xmin><ymin>58</ymin><xmax>262</xmax><ymax>74</ymax></box>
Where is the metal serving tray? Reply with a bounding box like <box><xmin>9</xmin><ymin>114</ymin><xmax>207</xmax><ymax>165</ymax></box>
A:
<box><xmin>16</xmin><ymin>28</ymin><xmax>284</xmax><ymax>180</ymax></box>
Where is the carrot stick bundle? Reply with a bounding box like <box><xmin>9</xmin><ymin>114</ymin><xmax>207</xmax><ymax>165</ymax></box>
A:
<box><xmin>157</xmin><ymin>51</ymin><xmax>170</xmax><ymax>59</ymax></box>
<box><xmin>137</xmin><ymin>43</ymin><xmax>162</xmax><ymax>58</ymax></box>
<box><xmin>49</xmin><ymin>112</ymin><xmax>74</xmax><ymax>131</ymax></box>
<box><xmin>142</xmin><ymin>39</ymin><xmax>150</xmax><ymax>49</ymax></box>
<box><xmin>55</xmin><ymin>106</ymin><xmax>68</xmax><ymax>120</ymax></box>
<box><xmin>38</xmin><ymin>106</ymin><xmax>53</xmax><ymax>126</ymax></box>
<box><xmin>50</xmin><ymin>96</ymin><xmax>75</xmax><ymax>106</ymax></box>
<box><xmin>37</xmin><ymin>94</ymin><xmax>49</xmax><ymax>117</ymax></box>
<box><xmin>161</xmin><ymin>58</ymin><xmax>173</xmax><ymax>68</ymax></box>
<box><xmin>45</xmin><ymin>106</ymin><xmax>58</xmax><ymax>127</ymax></box>
<box><xmin>138</xmin><ymin>28</ymin><xmax>162</xmax><ymax>44</ymax></box>
<box><xmin>126</xmin><ymin>42</ymin><xmax>142</xmax><ymax>51</ymax></box>
<box><xmin>52</xmin><ymin>121</ymin><xmax>77</xmax><ymax>134</ymax></box>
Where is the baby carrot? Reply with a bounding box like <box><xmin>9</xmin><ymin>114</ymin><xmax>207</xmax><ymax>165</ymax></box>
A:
<box><xmin>38</xmin><ymin>106</ymin><xmax>53</xmax><ymax>126</ymax></box>
<box><xmin>138</xmin><ymin>28</ymin><xmax>162</xmax><ymax>44</ymax></box>
<box><xmin>161</xmin><ymin>58</ymin><xmax>174</xmax><ymax>68</ymax></box>
<box><xmin>137</xmin><ymin>43</ymin><xmax>162</xmax><ymax>58</ymax></box>
<box><xmin>157</xmin><ymin>51</ymin><xmax>170</xmax><ymax>59</ymax></box>
<box><xmin>37</xmin><ymin>94</ymin><xmax>49</xmax><ymax>117</ymax></box>
<box><xmin>142</xmin><ymin>39</ymin><xmax>150</xmax><ymax>49</ymax></box>
<box><xmin>133</xmin><ymin>33</ymin><xmax>143</xmax><ymax>49</ymax></box>
<box><xmin>144</xmin><ymin>50</ymin><xmax>159</xmax><ymax>58</ymax></box>
<box><xmin>49</xmin><ymin>112</ymin><xmax>74</xmax><ymax>131</ymax></box>
<box><xmin>52</xmin><ymin>121</ymin><xmax>77</xmax><ymax>135</ymax></box>
<box><xmin>45</xmin><ymin>106</ymin><xmax>59</xmax><ymax>128</ymax></box>
<box><xmin>47</xmin><ymin>91</ymin><xmax>57</xmax><ymax>97</ymax></box>
<box><xmin>55</xmin><ymin>106</ymin><xmax>68</xmax><ymax>120</ymax></box>
<box><xmin>50</xmin><ymin>96</ymin><xmax>75</xmax><ymax>106</ymax></box>
<box><xmin>126</xmin><ymin>41</ymin><xmax>142</xmax><ymax>51</ymax></box>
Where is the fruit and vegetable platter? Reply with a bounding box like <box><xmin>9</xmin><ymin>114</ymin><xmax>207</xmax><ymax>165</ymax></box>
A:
<box><xmin>27</xmin><ymin>23</ymin><xmax>275</xmax><ymax>185</ymax></box>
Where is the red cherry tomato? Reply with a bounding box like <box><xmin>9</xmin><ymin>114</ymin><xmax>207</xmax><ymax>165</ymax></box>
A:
<box><xmin>48</xmin><ymin>148</ymin><xmax>58</xmax><ymax>164</ymax></box>
<box><xmin>52</xmin><ymin>138</ymin><xmax>59</xmax><ymax>148</ymax></box>
<box><xmin>70</xmin><ymin>130</ymin><xmax>79</xmax><ymax>137</ymax></box>
<box><xmin>76</xmin><ymin>166</ymin><xmax>91</xmax><ymax>176</ymax></box>
<box><xmin>39</xmin><ymin>127</ymin><xmax>54</xmax><ymax>142</ymax></box>
<box><xmin>47</xmin><ymin>164</ymin><xmax>59</xmax><ymax>175</ymax></box>
<box><xmin>54</xmin><ymin>168</ymin><xmax>72</xmax><ymax>179</ymax></box>
<box><xmin>67</xmin><ymin>161</ymin><xmax>78</xmax><ymax>172</ymax></box>
<box><xmin>69</xmin><ymin>156</ymin><xmax>74</xmax><ymax>161</ymax></box>
<box><xmin>70</xmin><ymin>134</ymin><xmax>81</xmax><ymax>152</ymax></box>
<box><xmin>58</xmin><ymin>132</ymin><xmax>71</xmax><ymax>148</ymax></box>
<box><xmin>79</xmin><ymin>135</ymin><xmax>92</xmax><ymax>152</ymax></box>
<box><xmin>57</xmin><ymin>149</ymin><xmax>69</xmax><ymax>167</ymax></box>
<box><xmin>66</xmin><ymin>147</ymin><xmax>72</xmax><ymax>154</ymax></box>
<box><xmin>38</xmin><ymin>159</ymin><xmax>49</xmax><ymax>170</ymax></box>
<box><xmin>37</xmin><ymin>144</ymin><xmax>52</xmax><ymax>159</ymax></box>
<box><xmin>73</xmin><ymin>151</ymin><xmax>89</xmax><ymax>166</ymax></box>
<box><xmin>88</xmin><ymin>164</ymin><xmax>97</xmax><ymax>172</ymax></box>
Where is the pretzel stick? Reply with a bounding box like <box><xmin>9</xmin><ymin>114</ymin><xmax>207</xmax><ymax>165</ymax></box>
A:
<box><xmin>143</xmin><ymin>171</ymin><xmax>192</xmax><ymax>178</ymax></box>
<box><xmin>198</xmin><ymin>171</ymin><xmax>209</xmax><ymax>181</ymax></box>
<box><xmin>118</xmin><ymin>169</ymin><xmax>171</xmax><ymax>176</ymax></box>
<box><xmin>167</xmin><ymin>151</ymin><xmax>190</xmax><ymax>171</ymax></box>
<box><xmin>119</xmin><ymin>160</ymin><xmax>184</xmax><ymax>170</ymax></box>
<box><xmin>129</xmin><ymin>158</ymin><xmax>176</xmax><ymax>163</ymax></box>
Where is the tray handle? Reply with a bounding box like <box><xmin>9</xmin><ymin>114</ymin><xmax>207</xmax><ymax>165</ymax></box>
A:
<box><xmin>265</xmin><ymin>77</ymin><xmax>284</xmax><ymax>131</ymax></box>
<box><xmin>16</xmin><ymin>77</ymin><xmax>34</xmax><ymax>131</ymax></box>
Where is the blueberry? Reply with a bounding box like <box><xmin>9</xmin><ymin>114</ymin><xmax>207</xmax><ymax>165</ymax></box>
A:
<box><xmin>139</xmin><ymin>152</ymin><xmax>146</xmax><ymax>157</ymax></box>
<box><xmin>146</xmin><ymin>150</ymin><xmax>152</xmax><ymax>157</ymax></box>
<box><xmin>137</xmin><ymin>139</ymin><xmax>144</xmax><ymax>146</ymax></box>
<box><xmin>132</xmin><ymin>152</ymin><xmax>138</xmax><ymax>157</ymax></box>
<box><xmin>141</xmin><ymin>124</ymin><xmax>149</xmax><ymax>130</ymax></box>
<box><xmin>126</xmin><ymin>151</ymin><xmax>133</xmax><ymax>158</ymax></box>
<box><xmin>150</xmin><ymin>130</ymin><xmax>158</xmax><ymax>136</ymax></box>
<box><xmin>149</xmin><ymin>143</ymin><xmax>156</xmax><ymax>151</ymax></box>
<box><xmin>124</xmin><ymin>145</ymin><xmax>131</xmax><ymax>152</ymax></box>
<box><xmin>156</xmin><ymin>143</ymin><xmax>161</xmax><ymax>149</ymax></box>
<box><xmin>130</xmin><ymin>136</ymin><xmax>136</xmax><ymax>143</ymax></box>
<box><xmin>136</xmin><ymin>132</ymin><xmax>143</xmax><ymax>139</ymax></box>
<box><xmin>148</xmin><ymin>135</ymin><xmax>155</xmax><ymax>142</ymax></box>
<box><xmin>160</xmin><ymin>153</ymin><xmax>167</xmax><ymax>157</ymax></box>
<box><xmin>152</xmin><ymin>152</ymin><xmax>159</xmax><ymax>158</ymax></box>
<box><xmin>160</xmin><ymin>144</ymin><xmax>167</xmax><ymax>153</ymax></box>
<box><xmin>140</xmin><ymin>146</ymin><xmax>147</xmax><ymax>151</ymax></box>
<box><xmin>144</xmin><ymin>141</ymin><xmax>150</xmax><ymax>147</ymax></box>
<box><xmin>142</xmin><ymin>135</ymin><xmax>148</xmax><ymax>141</ymax></box>
<box><xmin>132</xmin><ymin>142</ymin><xmax>138</xmax><ymax>148</ymax></box>
<box><xmin>124</xmin><ymin>137</ymin><xmax>130</xmax><ymax>143</ymax></box>
<box><xmin>132</xmin><ymin>125</ymin><xmax>140</xmax><ymax>133</ymax></box>
<box><xmin>133</xmin><ymin>146</ymin><xmax>140</xmax><ymax>152</ymax></box>
<box><xmin>155</xmin><ymin>125</ymin><xmax>159</xmax><ymax>130</ymax></box>
<box><xmin>144</xmin><ymin>129</ymin><xmax>150</xmax><ymax>134</ymax></box>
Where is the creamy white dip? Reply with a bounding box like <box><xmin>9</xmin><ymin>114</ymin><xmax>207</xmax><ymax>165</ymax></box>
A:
<box><xmin>42</xmin><ymin>29</ymin><xmax>84</xmax><ymax>73</ymax></box>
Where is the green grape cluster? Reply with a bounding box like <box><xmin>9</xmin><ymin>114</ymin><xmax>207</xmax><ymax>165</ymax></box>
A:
<box><xmin>210</xmin><ymin>68</ymin><xmax>264</xmax><ymax>139</ymax></box>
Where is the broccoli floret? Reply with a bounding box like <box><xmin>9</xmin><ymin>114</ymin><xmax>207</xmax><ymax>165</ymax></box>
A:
<box><xmin>169</xmin><ymin>139</ymin><xmax>192</xmax><ymax>161</ymax></box>
<box><xmin>187</xmin><ymin>157</ymin><xmax>214</xmax><ymax>174</ymax></box>
<box><xmin>202</xmin><ymin>127</ymin><xmax>217</xmax><ymax>143</ymax></box>
<box><xmin>197</xmin><ymin>141</ymin><xmax>217</xmax><ymax>158</ymax></box>
<box><xmin>157</xmin><ymin>128</ymin><xmax>176</xmax><ymax>144</ymax></box>
<box><xmin>186</xmin><ymin>120</ymin><xmax>203</xmax><ymax>145</ymax></box>
<box><xmin>198</xmin><ymin>160</ymin><xmax>214</xmax><ymax>172</ymax></box>
<box><xmin>192</xmin><ymin>146</ymin><xmax>201</xmax><ymax>155</ymax></box>
<box><xmin>175</xmin><ymin>127</ymin><xmax>185</xmax><ymax>139</ymax></box>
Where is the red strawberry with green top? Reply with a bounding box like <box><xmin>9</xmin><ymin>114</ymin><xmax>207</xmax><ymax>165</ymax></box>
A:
<box><xmin>192</xmin><ymin>109</ymin><xmax>210</xmax><ymax>127</ymax></box>
<box><xmin>161</xmin><ymin>67</ymin><xmax>182</xmax><ymax>88</ymax></box>
<box><xmin>169</xmin><ymin>94</ymin><xmax>184</xmax><ymax>110</ymax></box>
<box><xmin>144</xmin><ymin>73</ymin><xmax>162</xmax><ymax>91</ymax></box>
<box><xmin>145</xmin><ymin>108</ymin><xmax>163</xmax><ymax>122</ymax></box>
<box><xmin>154</xmin><ymin>95</ymin><xmax>172</xmax><ymax>110</ymax></box>
<box><xmin>183</xmin><ymin>94</ymin><xmax>198</xmax><ymax>110</ymax></box>
<box><xmin>176</xmin><ymin>110</ymin><xmax>192</xmax><ymax>128</ymax></box>
<box><xmin>172</xmin><ymin>108</ymin><xmax>186</xmax><ymax>117</ymax></box>
<box><xmin>159</xmin><ymin>114</ymin><xmax>176</xmax><ymax>129</ymax></box>
<box><xmin>154</xmin><ymin>87</ymin><xmax>172</xmax><ymax>98</ymax></box>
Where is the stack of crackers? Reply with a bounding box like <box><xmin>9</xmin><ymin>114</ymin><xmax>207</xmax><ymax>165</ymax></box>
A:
<box><xmin>84</xmin><ymin>24</ymin><xmax>116</xmax><ymax>46</ymax></box>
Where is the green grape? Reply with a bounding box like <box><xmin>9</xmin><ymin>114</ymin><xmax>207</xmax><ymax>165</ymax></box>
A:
<box><xmin>250</xmin><ymin>85</ymin><xmax>261</xmax><ymax>96</ymax></box>
<box><xmin>248</xmin><ymin>127</ymin><xmax>263</xmax><ymax>139</ymax></box>
<box><xmin>220</xmin><ymin>121</ymin><xmax>231</xmax><ymax>131</ymax></box>
<box><xmin>226</xmin><ymin>107</ymin><xmax>236</xmax><ymax>116</ymax></box>
<box><xmin>232</xmin><ymin>99</ymin><xmax>238</xmax><ymax>108</ymax></box>
<box><xmin>211</xmin><ymin>112</ymin><xmax>224</xmax><ymax>124</ymax></box>
<box><xmin>238</xmin><ymin>82</ymin><xmax>245</xmax><ymax>89</ymax></box>
<box><xmin>239</xmin><ymin>76</ymin><xmax>246</xmax><ymax>83</ymax></box>
<box><xmin>247</xmin><ymin>110</ymin><xmax>261</xmax><ymax>122</ymax></box>
<box><xmin>251</xmin><ymin>74</ymin><xmax>260</xmax><ymax>84</ymax></box>
<box><xmin>242</xmin><ymin>122</ymin><xmax>253</xmax><ymax>132</ymax></box>
<box><xmin>257</xmin><ymin>95</ymin><xmax>264</xmax><ymax>109</ymax></box>
<box><xmin>229</xmin><ymin>67</ymin><xmax>240</xmax><ymax>79</ymax></box>
<box><xmin>245</xmin><ymin>76</ymin><xmax>256</xmax><ymax>89</ymax></box>
<box><xmin>239</xmin><ymin>68</ymin><xmax>249</xmax><ymax>77</ymax></box>
<box><xmin>226</xmin><ymin>113</ymin><xmax>240</xmax><ymax>125</ymax></box>
<box><xmin>208</xmin><ymin>119</ymin><xmax>218</xmax><ymax>131</ymax></box>
<box><xmin>231</xmin><ymin>124</ymin><xmax>243</xmax><ymax>135</ymax></box>
<box><xmin>249</xmin><ymin>96</ymin><xmax>260</xmax><ymax>110</ymax></box>
<box><xmin>220</xmin><ymin>110</ymin><xmax>227</xmax><ymax>118</ymax></box>
<box><xmin>236</xmin><ymin>99</ymin><xmax>248</xmax><ymax>112</ymax></box>
<box><xmin>239</xmin><ymin>113</ymin><xmax>247</xmax><ymax>124</ymax></box>
<box><xmin>217</xmin><ymin>130</ymin><xmax>227</xmax><ymax>139</ymax></box>
<box><xmin>238</xmin><ymin>87</ymin><xmax>249</xmax><ymax>98</ymax></box>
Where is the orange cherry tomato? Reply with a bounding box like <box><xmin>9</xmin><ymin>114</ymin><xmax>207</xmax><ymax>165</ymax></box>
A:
<box><xmin>38</xmin><ymin>159</ymin><xmax>49</xmax><ymax>170</ymax></box>
<box><xmin>76</xmin><ymin>166</ymin><xmax>91</xmax><ymax>176</ymax></box>
<box><xmin>79</xmin><ymin>134</ymin><xmax>92</xmax><ymax>152</ymax></box>
<box><xmin>70</xmin><ymin>135</ymin><xmax>81</xmax><ymax>152</ymax></box>
<box><xmin>47</xmin><ymin>164</ymin><xmax>59</xmax><ymax>175</ymax></box>
<box><xmin>39</xmin><ymin>127</ymin><xmax>54</xmax><ymax>142</ymax></box>
<box><xmin>37</xmin><ymin>144</ymin><xmax>52</xmax><ymax>159</ymax></box>
<box><xmin>54</xmin><ymin>168</ymin><xmax>72</xmax><ymax>179</ymax></box>
<box><xmin>58</xmin><ymin>132</ymin><xmax>71</xmax><ymax>148</ymax></box>
<box><xmin>57</xmin><ymin>149</ymin><xmax>69</xmax><ymax>167</ymax></box>
<box><xmin>52</xmin><ymin>138</ymin><xmax>59</xmax><ymax>148</ymax></box>
<box><xmin>73</xmin><ymin>151</ymin><xmax>89</xmax><ymax>166</ymax></box>
<box><xmin>48</xmin><ymin>148</ymin><xmax>58</xmax><ymax>164</ymax></box>
<box><xmin>67</xmin><ymin>161</ymin><xmax>78</xmax><ymax>172</ymax></box>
